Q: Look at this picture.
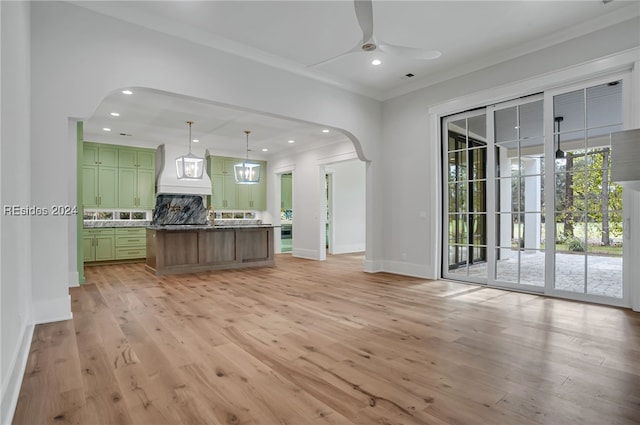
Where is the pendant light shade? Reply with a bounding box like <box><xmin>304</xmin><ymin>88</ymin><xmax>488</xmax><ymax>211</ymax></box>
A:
<box><xmin>234</xmin><ymin>130</ymin><xmax>261</xmax><ymax>184</ymax></box>
<box><xmin>176</xmin><ymin>120</ymin><xmax>204</xmax><ymax>179</ymax></box>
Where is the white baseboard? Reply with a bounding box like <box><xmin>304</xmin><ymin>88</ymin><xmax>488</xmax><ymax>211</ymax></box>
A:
<box><xmin>33</xmin><ymin>295</ymin><xmax>72</xmax><ymax>325</ymax></box>
<box><xmin>1</xmin><ymin>321</ymin><xmax>34</xmax><ymax>425</ymax></box>
<box><xmin>380</xmin><ymin>260</ymin><xmax>434</xmax><ymax>279</ymax></box>
<box><xmin>364</xmin><ymin>259</ymin><xmax>383</xmax><ymax>273</ymax></box>
<box><xmin>292</xmin><ymin>248</ymin><xmax>321</xmax><ymax>260</ymax></box>
<box><xmin>330</xmin><ymin>244</ymin><xmax>365</xmax><ymax>255</ymax></box>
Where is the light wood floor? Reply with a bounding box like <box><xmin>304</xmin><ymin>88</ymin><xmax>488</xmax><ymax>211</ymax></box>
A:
<box><xmin>13</xmin><ymin>253</ymin><xmax>640</xmax><ymax>425</ymax></box>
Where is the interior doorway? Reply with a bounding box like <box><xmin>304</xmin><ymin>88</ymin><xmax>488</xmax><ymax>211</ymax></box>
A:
<box><xmin>280</xmin><ymin>173</ymin><xmax>292</xmax><ymax>253</ymax></box>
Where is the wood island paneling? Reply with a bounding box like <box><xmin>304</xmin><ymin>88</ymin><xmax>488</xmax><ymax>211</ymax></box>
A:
<box><xmin>146</xmin><ymin>226</ymin><xmax>274</xmax><ymax>275</ymax></box>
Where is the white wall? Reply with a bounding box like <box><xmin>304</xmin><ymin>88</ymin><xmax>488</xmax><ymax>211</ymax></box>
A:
<box><xmin>1</xmin><ymin>2</ymin><xmax>34</xmax><ymax>424</ymax></box>
<box><xmin>327</xmin><ymin>160</ymin><xmax>366</xmax><ymax>254</ymax></box>
<box><xmin>27</xmin><ymin>1</ymin><xmax>383</xmax><ymax>325</ymax></box>
<box><xmin>267</xmin><ymin>141</ymin><xmax>360</xmax><ymax>260</ymax></box>
<box><xmin>381</xmin><ymin>18</ymin><xmax>640</xmax><ymax>279</ymax></box>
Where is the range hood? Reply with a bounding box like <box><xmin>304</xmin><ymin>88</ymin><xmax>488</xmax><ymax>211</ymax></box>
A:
<box><xmin>155</xmin><ymin>144</ymin><xmax>212</xmax><ymax>196</ymax></box>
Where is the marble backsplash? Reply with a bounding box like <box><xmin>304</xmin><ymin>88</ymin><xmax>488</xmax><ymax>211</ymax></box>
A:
<box><xmin>152</xmin><ymin>194</ymin><xmax>208</xmax><ymax>225</ymax></box>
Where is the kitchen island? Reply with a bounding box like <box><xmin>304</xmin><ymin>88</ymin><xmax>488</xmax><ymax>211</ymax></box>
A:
<box><xmin>146</xmin><ymin>224</ymin><xmax>274</xmax><ymax>275</ymax></box>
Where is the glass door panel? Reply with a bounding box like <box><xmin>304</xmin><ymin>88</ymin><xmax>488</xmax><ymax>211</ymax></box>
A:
<box><xmin>444</xmin><ymin>111</ymin><xmax>488</xmax><ymax>282</ymax></box>
<box><xmin>552</xmin><ymin>80</ymin><xmax>624</xmax><ymax>299</ymax></box>
<box><xmin>493</xmin><ymin>99</ymin><xmax>545</xmax><ymax>289</ymax></box>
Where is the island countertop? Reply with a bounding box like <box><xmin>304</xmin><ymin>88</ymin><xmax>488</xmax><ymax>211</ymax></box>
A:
<box><xmin>146</xmin><ymin>224</ymin><xmax>274</xmax><ymax>230</ymax></box>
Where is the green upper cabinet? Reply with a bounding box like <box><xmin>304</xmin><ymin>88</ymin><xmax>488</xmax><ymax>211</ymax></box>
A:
<box><xmin>118</xmin><ymin>148</ymin><xmax>155</xmax><ymax>169</ymax></box>
<box><xmin>82</xmin><ymin>162</ymin><xmax>117</xmax><ymax>208</ymax></box>
<box><xmin>98</xmin><ymin>166</ymin><xmax>118</xmax><ymax>207</ymax></box>
<box><xmin>136</xmin><ymin>169</ymin><xmax>155</xmax><ymax>208</ymax></box>
<box><xmin>210</xmin><ymin>174</ymin><xmax>238</xmax><ymax>209</ymax></box>
<box><xmin>237</xmin><ymin>173</ymin><xmax>266</xmax><ymax>210</ymax></box>
<box><xmin>118</xmin><ymin>167</ymin><xmax>155</xmax><ymax>209</ymax></box>
<box><xmin>83</xmin><ymin>143</ymin><xmax>117</xmax><ymax>167</ymax></box>
<box><xmin>82</xmin><ymin>166</ymin><xmax>99</xmax><ymax>208</ymax></box>
<box><xmin>208</xmin><ymin>156</ymin><xmax>266</xmax><ymax>210</ymax></box>
<box><xmin>82</xmin><ymin>143</ymin><xmax>155</xmax><ymax>209</ymax></box>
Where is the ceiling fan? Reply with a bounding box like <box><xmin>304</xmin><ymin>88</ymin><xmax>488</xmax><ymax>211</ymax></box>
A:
<box><xmin>310</xmin><ymin>0</ymin><xmax>441</xmax><ymax>67</ymax></box>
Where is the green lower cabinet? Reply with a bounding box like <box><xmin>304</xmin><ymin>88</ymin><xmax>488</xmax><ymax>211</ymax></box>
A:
<box><xmin>82</xmin><ymin>236</ymin><xmax>95</xmax><ymax>262</ymax></box>
<box><xmin>94</xmin><ymin>235</ymin><xmax>116</xmax><ymax>261</ymax></box>
<box><xmin>115</xmin><ymin>228</ymin><xmax>146</xmax><ymax>260</ymax></box>
<box><xmin>83</xmin><ymin>229</ymin><xmax>115</xmax><ymax>262</ymax></box>
<box><xmin>84</xmin><ymin>228</ymin><xmax>146</xmax><ymax>263</ymax></box>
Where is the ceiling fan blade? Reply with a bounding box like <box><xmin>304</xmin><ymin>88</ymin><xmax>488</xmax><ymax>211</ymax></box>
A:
<box><xmin>379</xmin><ymin>42</ymin><xmax>442</xmax><ymax>60</ymax></box>
<box><xmin>307</xmin><ymin>43</ymin><xmax>361</xmax><ymax>67</ymax></box>
<box><xmin>354</xmin><ymin>0</ymin><xmax>374</xmax><ymax>43</ymax></box>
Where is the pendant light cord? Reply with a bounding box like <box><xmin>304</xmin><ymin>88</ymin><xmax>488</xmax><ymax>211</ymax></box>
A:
<box><xmin>245</xmin><ymin>130</ymin><xmax>251</xmax><ymax>161</ymax></box>
<box><xmin>187</xmin><ymin>120</ymin><xmax>194</xmax><ymax>154</ymax></box>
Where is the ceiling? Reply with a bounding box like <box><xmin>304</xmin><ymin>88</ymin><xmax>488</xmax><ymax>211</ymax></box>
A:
<box><xmin>84</xmin><ymin>88</ymin><xmax>348</xmax><ymax>159</ymax></box>
<box><xmin>78</xmin><ymin>0</ymin><xmax>638</xmax><ymax>157</ymax></box>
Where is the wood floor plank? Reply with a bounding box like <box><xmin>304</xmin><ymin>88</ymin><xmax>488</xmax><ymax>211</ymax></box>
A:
<box><xmin>12</xmin><ymin>253</ymin><xmax>640</xmax><ymax>425</ymax></box>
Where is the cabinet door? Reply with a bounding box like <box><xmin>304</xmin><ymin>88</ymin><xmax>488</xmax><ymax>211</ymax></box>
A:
<box><xmin>118</xmin><ymin>168</ymin><xmax>137</xmax><ymax>208</ymax></box>
<box><xmin>98</xmin><ymin>166</ymin><xmax>118</xmax><ymax>207</ymax></box>
<box><xmin>251</xmin><ymin>181</ymin><xmax>266</xmax><ymax>210</ymax></box>
<box><xmin>211</xmin><ymin>175</ymin><xmax>225</xmax><ymax>209</ymax></box>
<box><xmin>237</xmin><ymin>184</ymin><xmax>251</xmax><ymax>210</ymax></box>
<box><xmin>223</xmin><ymin>158</ymin><xmax>238</xmax><ymax>176</ymax></box>
<box><xmin>118</xmin><ymin>149</ymin><xmax>137</xmax><ymax>168</ymax></box>
<box><xmin>83</xmin><ymin>143</ymin><xmax>99</xmax><ymax>165</ymax></box>
<box><xmin>94</xmin><ymin>236</ymin><xmax>115</xmax><ymax>261</ymax></box>
<box><xmin>82</xmin><ymin>166</ymin><xmax>99</xmax><ymax>208</ymax></box>
<box><xmin>82</xmin><ymin>236</ymin><xmax>95</xmax><ymax>262</ymax></box>
<box><xmin>137</xmin><ymin>169</ymin><xmax>155</xmax><ymax>208</ymax></box>
<box><xmin>136</xmin><ymin>150</ymin><xmax>155</xmax><ymax>169</ymax></box>
<box><xmin>98</xmin><ymin>146</ymin><xmax>118</xmax><ymax>167</ymax></box>
<box><xmin>209</xmin><ymin>156</ymin><xmax>225</xmax><ymax>175</ymax></box>
<box><xmin>223</xmin><ymin>175</ymin><xmax>238</xmax><ymax>209</ymax></box>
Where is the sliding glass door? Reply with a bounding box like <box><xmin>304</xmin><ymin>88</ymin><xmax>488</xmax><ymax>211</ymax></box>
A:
<box><xmin>492</xmin><ymin>96</ymin><xmax>546</xmax><ymax>290</ymax></box>
<box><xmin>550</xmin><ymin>80</ymin><xmax>624</xmax><ymax>299</ymax></box>
<box><xmin>442</xmin><ymin>75</ymin><xmax>628</xmax><ymax>306</ymax></box>
<box><xmin>443</xmin><ymin>111</ymin><xmax>488</xmax><ymax>284</ymax></box>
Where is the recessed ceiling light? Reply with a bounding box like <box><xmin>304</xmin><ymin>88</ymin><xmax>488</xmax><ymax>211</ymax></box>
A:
<box><xmin>261</xmin><ymin>148</ymin><xmax>269</xmax><ymax>152</ymax></box>
<box><xmin>102</xmin><ymin>128</ymin><xmax>111</xmax><ymax>132</ymax></box>
<box><xmin>110</xmin><ymin>112</ymin><xmax>120</xmax><ymax>117</ymax></box>
<box><xmin>121</xmin><ymin>90</ymin><xmax>133</xmax><ymax>95</ymax></box>
<box><xmin>371</xmin><ymin>59</ymin><xmax>381</xmax><ymax>66</ymax></box>
<box><xmin>322</xmin><ymin>129</ymin><xmax>330</xmax><ymax>133</ymax></box>
<box><xmin>192</xmin><ymin>139</ymin><xmax>199</xmax><ymax>143</ymax></box>
<box><xmin>288</xmin><ymin>140</ymin><xmax>295</xmax><ymax>144</ymax></box>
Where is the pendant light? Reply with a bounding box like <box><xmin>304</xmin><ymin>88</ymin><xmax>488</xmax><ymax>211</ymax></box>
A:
<box><xmin>234</xmin><ymin>130</ymin><xmax>261</xmax><ymax>184</ymax></box>
<box><xmin>555</xmin><ymin>116</ymin><xmax>565</xmax><ymax>160</ymax></box>
<box><xmin>176</xmin><ymin>120</ymin><xmax>204</xmax><ymax>179</ymax></box>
